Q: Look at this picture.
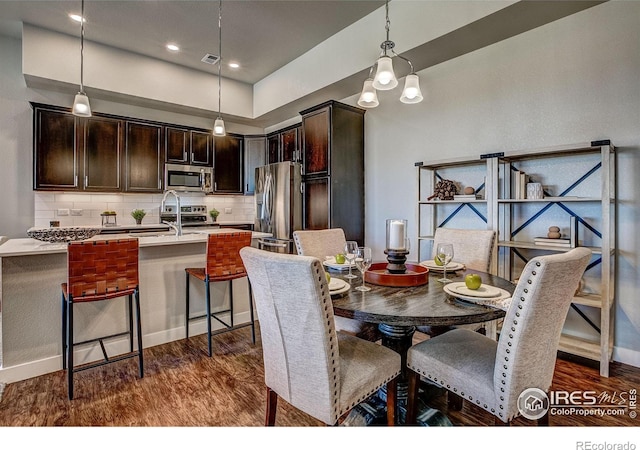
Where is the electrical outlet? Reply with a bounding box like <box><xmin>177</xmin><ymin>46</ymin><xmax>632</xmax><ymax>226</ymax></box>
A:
<box><xmin>57</xmin><ymin>208</ymin><xmax>70</xmax><ymax>216</ymax></box>
<box><xmin>71</xmin><ymin>209</ymin><xmax>83</xmax><ymax>216</ymax></box>
<box><xmin>225</xmin><ymin>208</ymin><xmax>232</xmax><ymax>214</ymax></box>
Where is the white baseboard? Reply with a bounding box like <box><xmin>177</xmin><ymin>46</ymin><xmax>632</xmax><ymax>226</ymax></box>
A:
<box><xmin>0</xmin><ymin>311</ymin><xmax>253</xmax><ymax>384</ymax></box>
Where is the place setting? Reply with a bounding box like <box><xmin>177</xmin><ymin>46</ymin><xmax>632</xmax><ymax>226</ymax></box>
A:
<box><xmin>443</xmin><ymin>274</ymin><xmax>512</xmax><ymax>310</ymax></box>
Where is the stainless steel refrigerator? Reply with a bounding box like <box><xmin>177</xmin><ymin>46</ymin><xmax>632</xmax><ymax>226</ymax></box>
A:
<box><xmin>254</xmin><ymin>161</ymin><xmax>303</xmax><ymax>253</ymax></box>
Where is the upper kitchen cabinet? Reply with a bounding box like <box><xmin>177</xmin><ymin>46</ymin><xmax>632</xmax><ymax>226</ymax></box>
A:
<box><xmin>244</xmin><ymin>135</ymin><xmax>266</xmax><ymax>195</ymax></box>
<box><xmin>125</xmin><ymin>121</ymin><xmax>163</xmax><ymax>193</ymax></box>
<box><xmin>165</xmin><ymin>127</ymin><xmax>212</xmax><ymax>166</ymax></box>
<box><xmin>33</xmin><ymin>103</ymin><xmax>122</xmax><ymax>192</ymax></box>
<box><xmin>213</xmin><ymin>133</ymin><xmax>244</xmax><ymax>194</ymax></box>
<box><xmin>300</xmin><ymin>101</ymin><xmax>365</xmax><ymax>243</ymax></box>
<box><xmin>33</xmin><ymin>106</ymin><xmax>78</xmax><ymax>190</ymax></box>
<box><xmin>266</xmin><ymin>124</ymin><xmax>301</xmax><ymax>164</ymax></box>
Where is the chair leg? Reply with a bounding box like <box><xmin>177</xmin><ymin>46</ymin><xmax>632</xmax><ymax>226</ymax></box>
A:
<box><xmin>185</xmin><ymin>271</ymin><xmax>190</xmax><ymax>340</ymax></box>
<box><xmin>405</xmin><ymin>370</ymin><xmax>420</xmax><ymax>425</ymax></box>
<box><xmin>205</xmin><ymin>277</ymin><xmax>212</xmax><ymax>357</ymax></box>
<box><xmin>447</xmin><ymin>391</ymin><xmax>463</xmax><ymax>411</ymax></box>
<box><xmin>248</xmin><ymin>280</ymin><xmax>256</xmax><ymax>344</ymax></box>
<box><xmin>61</xmin><ymin>292</ymin><xmax>67</xmax><ymax>370</ymax></box>
<box><xmin>135</xmin><ymin>287</ymin><xmax>144</xmax><ymax>379</ymax></box>
<box><xmin>386</xmin><ymin>376</ymin><xmax>397</xmax><ymax>426</ymax></box>
<box><xmin>265</xmin><ymin>386</ymin><xmax>278</xmax><ymax>426</ymax></box>
<box><xmin>128</xmin><ymin>294</ymin><xmax>134</xmax><ymax>353</ymax></box>
<box><xmin>67</xmin><ymin>296</ymin><xmax>74</xmax><ymax>400</ymax></box>
<box><xmin>229</xmin><ymin>280</ymin><xmax>234</xmax><ymax>328</ymax></box>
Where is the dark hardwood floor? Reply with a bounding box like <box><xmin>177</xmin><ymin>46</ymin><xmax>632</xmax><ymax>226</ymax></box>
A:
<box><xmin>0</xmin><ymin>325</ymin><xmax>638</xmax><ymax>427</ymax></box>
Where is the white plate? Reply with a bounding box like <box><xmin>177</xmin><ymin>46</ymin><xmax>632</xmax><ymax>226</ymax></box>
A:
<box><xmin>419</xmin><ymin>260</ymin><xmax>465</xmax><ymax>272</ymax></box>
<box><xmin>329</xmin><ymin>278</ymin><xmax>350</xmax><ymax>295</ymax></box>
<box><xmin>323</xmin><ymin>257</ymin><xmax>355</xmax><ymax>271</ymax></box>
<box><xmin>447</xmin><ymin>282</ymin><xmax>502</xmax><ymax>298</ymax></box>
<box><xmin>444</xmin><ymin>282</ymin><xmax>511</xmax><ymax>305</ymax></box>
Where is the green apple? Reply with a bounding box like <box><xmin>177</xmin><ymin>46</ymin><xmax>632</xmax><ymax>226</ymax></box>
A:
<box><xmin>325</xmin><ymin>272</ymin><xmax>331</xmax><ymax>283</ymax></box>
<box><xmin>335</xmin><ymin>253</ymin><xmax>346</xmax><ymax>264</ymax></box>
<box><xmin>465</xmin><ymin>273</ymin><xmax>482</xmax><ymax>290</ymax></box>
<box><xmin>434</xmin><ymin>253</ymin><xmax>445</xmax><ymax>266</ymax></box>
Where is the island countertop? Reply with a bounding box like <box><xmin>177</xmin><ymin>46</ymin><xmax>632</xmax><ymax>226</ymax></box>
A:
<box><xmin>0</xmin><ymin>228</ymin><xmax>271</xmax><ymax>257</ymax></box>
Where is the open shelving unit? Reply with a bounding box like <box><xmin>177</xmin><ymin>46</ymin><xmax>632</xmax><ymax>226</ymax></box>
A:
<box><xmin>416</xmin><ymin>140</ymin><xmax>616</xmax><ymax>377</ymax></box>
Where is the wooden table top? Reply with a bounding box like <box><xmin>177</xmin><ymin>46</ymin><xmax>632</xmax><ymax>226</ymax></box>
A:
<box><xmin>331</xmin><ymin>265</ymin><xmax>515</xmax><ymax>328</ymax></box>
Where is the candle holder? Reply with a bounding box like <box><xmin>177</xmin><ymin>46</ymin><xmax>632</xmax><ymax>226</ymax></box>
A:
<box><xmin>385</xmin><ymin>219</ymin><xmax>408</xmax><ymax>274</ymax></box>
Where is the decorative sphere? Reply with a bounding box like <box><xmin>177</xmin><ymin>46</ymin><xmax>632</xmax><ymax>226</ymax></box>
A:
<box><xmin>547</xmin><ymin>231</ymin><xmax>561</xmax><ymax>239</ymax></box>
<box><xmin>464</xmin><ymin>186</ymin><xmax>475</xmax><ymax>195</ymax></box>
<box><xmin>548</xmin><ymin>226</ymin><xmax>560</xmax><ymax>232</ymax></box>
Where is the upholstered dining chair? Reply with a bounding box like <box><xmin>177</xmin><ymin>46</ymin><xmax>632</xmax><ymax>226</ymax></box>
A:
<box><xmin>293</xmin><ymin>228</ymin><xmax>380</xmax><ymax>342</ymax></box>
<box><xmin>239</xmin><ymin>246</ymin><xmax>401</xmax><ymax>426</ymax></box>
<box><xmin>406</xmin><ymin>247</ymin><xmax>592</xmax><ymax>425</ymax></box>
<box><xmin>418</xmin><ymin>227</ymin><xmax>497</xmax><ymax>337</ymax></box>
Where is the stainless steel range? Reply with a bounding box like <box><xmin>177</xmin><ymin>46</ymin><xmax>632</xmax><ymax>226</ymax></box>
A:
<box><xmin>160</xmin><ymin>204</ymin><xmax>209</xmax><ymax>225</ymax></box>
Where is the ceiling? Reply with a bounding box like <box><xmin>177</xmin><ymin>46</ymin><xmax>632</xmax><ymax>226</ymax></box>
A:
<box><xmin>0</xmin><ymin>0</ymin><xmax>384</xmax><ymax>85</ymax></box>
<box><xmin>0</xmin><ymin>1</ymin><xmax>605</xmax><ymax>128</ymax></box>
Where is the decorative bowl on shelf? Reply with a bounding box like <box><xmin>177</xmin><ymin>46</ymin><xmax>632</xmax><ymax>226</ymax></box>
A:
<box><xmin>27</xmin><ymin>226</ymin><xmax>101</xmax><ymax>243</ymax></box>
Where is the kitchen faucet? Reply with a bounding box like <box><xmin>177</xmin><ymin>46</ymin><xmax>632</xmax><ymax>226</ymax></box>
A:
<box><xmin>161</xmin><ymin>190</ymin><xmax>183</xmax><ymax>236</ymax></box>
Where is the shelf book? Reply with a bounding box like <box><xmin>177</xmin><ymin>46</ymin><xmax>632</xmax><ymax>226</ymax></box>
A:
<box><xmin>533</xmin><ymin>237</ymin><xmax>571</xmax><ymax>248</ymax></box>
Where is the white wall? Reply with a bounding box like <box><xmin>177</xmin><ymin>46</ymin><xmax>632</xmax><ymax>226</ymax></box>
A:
<box><xmin>351</xmin><ymin>1</ymin><xmax>640</xmax><ymax>366</ymax></box>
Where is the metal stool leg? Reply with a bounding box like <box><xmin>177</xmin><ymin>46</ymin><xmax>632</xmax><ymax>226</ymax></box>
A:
<box><xmin>185</xmin><ymin>271</ymin><xmax>190</xmax><ymax>340</ymax></box>
<box><xmin>134</xmin><ymin>287</ymin><xmax>144</xmax><ymax>378</ymax></box>
<box><xmin>67</xmin><ymin>295</ymin><xmax>74</xmax><ymax>400</ymax></box>
<box><xmin>62</xmin><ymin>292</ymin><xmax>67</xmax><ymax>370</ymax></box>
<box><xmin>205</xmin><ymin>276</ymin><xmax>212</xmax><ymax>357</ymax></box>
<box><xmin>229</xmin><ymin>280</ymin><xmax>234</xmax><ymax>328</ymax></box>
<box><xmin>248</xmin><ymin>280</ymin><xmax>256</xmax><ymax>344</ymax></box>
<box><xmin>128</xmin><ymin>294</ymin><xmax>134</xmax><ymax>353</ymax></box>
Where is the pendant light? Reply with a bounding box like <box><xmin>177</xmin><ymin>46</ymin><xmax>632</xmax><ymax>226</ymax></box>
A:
<box><xmin>213</xmin><ymin>0</ymin><xmax>226</xmax><ymax>136</ymax></box>
<box><xmin>358</xmin><ymin>0</ymin><xmax>423</xmax><ymax>108</ymax></box>
<box><xmin>72</xmin><ymin>0</ymin><xmax>91</xmax><ymax>117</ymax></box>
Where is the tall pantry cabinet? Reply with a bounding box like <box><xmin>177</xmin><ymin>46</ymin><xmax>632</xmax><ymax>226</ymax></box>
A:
<box><xmin>300</xmin><ymin>101</ymin><xmax>365</xmax><ymax>244</ymax></box>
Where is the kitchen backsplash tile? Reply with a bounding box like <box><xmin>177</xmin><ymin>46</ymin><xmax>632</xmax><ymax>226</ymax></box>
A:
<box><xmin>33</xmin><ymin>192</ymin><xmax>256</xmax><ymax>228</ymax></box>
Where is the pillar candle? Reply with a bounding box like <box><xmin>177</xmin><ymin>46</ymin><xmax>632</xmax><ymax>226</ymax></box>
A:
<box><xmin>388</xmin><ymin>220</ymin><xmax>406</xmax><ymax>250</ymax></box>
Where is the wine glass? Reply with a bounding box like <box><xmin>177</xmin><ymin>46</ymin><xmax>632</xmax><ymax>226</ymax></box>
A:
<box><xmin>354</xmin><ymin>246</ymin><xmax>372</xmax><ymax>292</ymax></box>
<box><xmin>435</xmin><ymin>243</ymin><xmax>454</xmax><ymax>283</ymax></box>
<box><xmin>344</xmin><ymin>241</ymin><xmax>358</xmax><ymax>279</ymax></box>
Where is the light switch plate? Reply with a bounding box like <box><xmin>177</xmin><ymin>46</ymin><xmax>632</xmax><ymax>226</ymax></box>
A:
<box><xmin>225</xmin><ymin>208</ymin><xmax>232</xmax><ymax>214</ymax></box>
<box><xmin>57</xmin><ymin>208</ymin><xmax>70</xmax><ymax>216</ymax></box>
<box><xmin>71</xmin><ymin>209</ymin><xmax>83</xmax><ymax>216</ymax></box>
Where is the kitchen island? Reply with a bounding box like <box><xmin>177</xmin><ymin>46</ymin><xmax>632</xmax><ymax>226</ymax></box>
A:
<box><xmin>0</xmin><ymin>228</ymin><xmax>270</xmax><ymax>383</ymax></box>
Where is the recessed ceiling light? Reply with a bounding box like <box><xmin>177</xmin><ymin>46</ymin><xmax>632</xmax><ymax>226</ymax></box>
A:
<box><xmin>69</xmin><ymin>13</ymin><xmax>85</xmax><ymax>23</ymax></box>
<box><xmin>166</xmin><ymin>43</ymin><xmax>180</xmax><ymax>52</ymax></box>
<box><xmin>228</xmin><ymin>62</ymin><xmax>240</xmax><ymax>69</ymax></box>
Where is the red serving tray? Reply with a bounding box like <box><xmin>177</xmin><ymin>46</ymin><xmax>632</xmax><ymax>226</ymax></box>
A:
<box><xmin>365</xmin><ymin>262</ymin><xmax>429</xmax><ymax>287</ymax></box>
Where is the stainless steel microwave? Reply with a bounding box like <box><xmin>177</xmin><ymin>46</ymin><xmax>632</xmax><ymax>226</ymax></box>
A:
<box><xmin>164</xmin><ymin>163</ymin><xmax>213</xmax><ymax>193</ymax></box>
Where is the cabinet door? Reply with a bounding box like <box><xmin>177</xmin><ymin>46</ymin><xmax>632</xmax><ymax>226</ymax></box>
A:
<box><xmin>125</xmin><ymin>121</ymin><xmax>163</xmax><ymax>192</ymax></box>
<box><xmin>84</xmin><ymin>117</ymin><xmax>122</xmax><ymax>191</ymax></box>
<box><xmin>267</xmin><ymin>133</ymin><xmax>280</xmax><ymax>164</ymax></box>
<box><xmin>190</xmin><ymin>130</ymin><xmax>212</xmax><ymax>166</ymax></box>
<box><xmin>165</xmin><ymin>127</ymin><xmax>188</xmax><ymax>163</ymax></box>
<box><xmin>303</xmin><ymin>177</ymin><xmax>329</xmax><ymax>230</ymax></box>
<box><xmin>281</xmin><ymin>127</ymin><xmax>299</xmax><ymax>162</ymax></box>
<box><xmin>244</xmin><ymin>136</ymin><xmax>266</xmax><ymax>194</ymax></box>
<box><xmin>214</xmin><ymin>134</ymin><xmax>243</xmax><ymax>193</ymax></box>
<box><xmin>302</xmin><ymin>108</ymin><xmax>329</xmax><ymax>175</ymax></box>
<box><xmin>34</xmin><ymin>108</ymin><xmax>78</xmax><ymax>190</ymax></box>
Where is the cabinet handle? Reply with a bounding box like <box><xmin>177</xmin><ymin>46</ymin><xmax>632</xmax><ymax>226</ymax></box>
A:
<box><xmin>74</xmin><ymin>175</ymin><xmax>78</xmax><ymax>187</ymax></box>
<box><xmin>191</xmin><ymin>152</ymin><xmax>194</xmax><ymax>161</ymax></box>
<box><xmin>85</xmin><ymin>176</ymin><xmax>88</xmax><ymax>188</ymax></box>
<box><xmin>183</xmin><ymin>151</ymin><xmax>187</xmax><ymax>161</ymax></box>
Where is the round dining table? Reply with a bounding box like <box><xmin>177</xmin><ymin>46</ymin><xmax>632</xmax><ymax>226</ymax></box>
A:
<box><xmin>329</xmin><ymin>262</ymin><xmax>516</xmax><ymax>426</ymax></box>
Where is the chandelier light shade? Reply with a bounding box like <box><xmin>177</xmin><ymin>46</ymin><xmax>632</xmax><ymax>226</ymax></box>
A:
<box><xmin>359</xmin><ymin>0</ymin><xmax>422</xmax><ymax>108</ymax></box>
<box><xmin>72</xmin><ymin>0</ymin><xmax>91</xmax><ymax>117</ymax></box>
<box><xmin>357</xmin><ymin>78</ymin><xmax>379</xmax><ymax>108</ymax></box>
<box><xmin>213</xmin><ymin>0</ymin><xmax>226</xmax><ymax>137</ymax></box>
<box><xmin>400</xmin><ymin>74</ymin><xmax>423</xmax><ymax>104</ymax></box>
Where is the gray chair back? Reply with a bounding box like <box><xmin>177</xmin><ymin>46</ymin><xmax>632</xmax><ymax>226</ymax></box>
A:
<box><xmin>293</xmin><ymin>228</ymin><xmax>347</xmax><ymax>259</ymax></box>
<box><xmin>432</xmin><ymin>228</ymin><xmax>495</xmax><ymax>272</ymax></box>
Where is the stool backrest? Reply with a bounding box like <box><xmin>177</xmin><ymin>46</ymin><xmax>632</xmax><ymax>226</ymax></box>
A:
<box><xmin>206</xmin><ymin>231</ymin><xmax>253</xmax><ymax>280</ymax></box>
<box><xmin>67</xmin><ymin>239</ymin><xmax>139</xmax><ymax>299</ymax></box>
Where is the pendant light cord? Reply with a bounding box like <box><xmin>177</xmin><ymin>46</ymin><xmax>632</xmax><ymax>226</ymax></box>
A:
<box><xmin>217</xmin><ymin>0</ymin><xmax>222</xmax><ymax>118</ymax></box>
<box><xmin>80</xmin><ymin>0</ymin><xmax>85</xmax><ymax>94</ymax></box>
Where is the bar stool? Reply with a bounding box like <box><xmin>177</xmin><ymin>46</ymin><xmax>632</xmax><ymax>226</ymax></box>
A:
<box><xmin>185</xmin><ymin>231</ymin><xmax>255</xmax><ymax>356</ymax></box>
<box><xmin>61</xmin><ymin>238</ymin><xmax>143</xmax><ymax>400</ymax></box>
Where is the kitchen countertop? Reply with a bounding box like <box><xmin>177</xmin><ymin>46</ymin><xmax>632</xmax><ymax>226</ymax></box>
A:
<box><xmin>0</xmin><ymin>228</ymin><xmax>271</xmax><ymax>257</ymax></box>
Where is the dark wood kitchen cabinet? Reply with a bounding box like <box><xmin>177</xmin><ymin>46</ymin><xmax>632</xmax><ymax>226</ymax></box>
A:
<box><xmin>33</xmin><ymin>104</ymin><xmax>122</xmax><ymax>192</ymax></box>
<box><xmin>213</xmin><ymin>133</ymin><xmax>243</xmax><ymax>194</ymax></box>
<box><xmin>125</xmin><ymin>121</ymin><xmax>163</xmax><ymax>192</ymax></box>
<box><xmin>300</xmin><ymin>100</ymin><xmax>365</xmax><ymax>244</ymax></box>
<box><xmin>244</xmin><ymin>135</ymin><xmax>266</xmax><ymax>194</ymax></box>
<box><xmin>266</xmin><ymin>124</ymin><xmax>301</xmax><ymax>164</ymax></box>
<box><xmin>165</xmin><ymin>127</ymin><xmax>212</xmax><ymax>166</ymax></box>
<box><xmin>267</xmin><ymin>133</ymin><xmax>279</xmax><ymax>164</ymax></box>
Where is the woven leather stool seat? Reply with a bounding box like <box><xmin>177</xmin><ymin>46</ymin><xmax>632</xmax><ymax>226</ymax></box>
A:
<box><xmin>185</xmin><ymin>231</ymin><xmax>255</xmax><ymax>356</ymax></box>
<box><xmin>61</xmin><ymin>238</ymin><xmax>143</xmax><ymax>400</ymax></box>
